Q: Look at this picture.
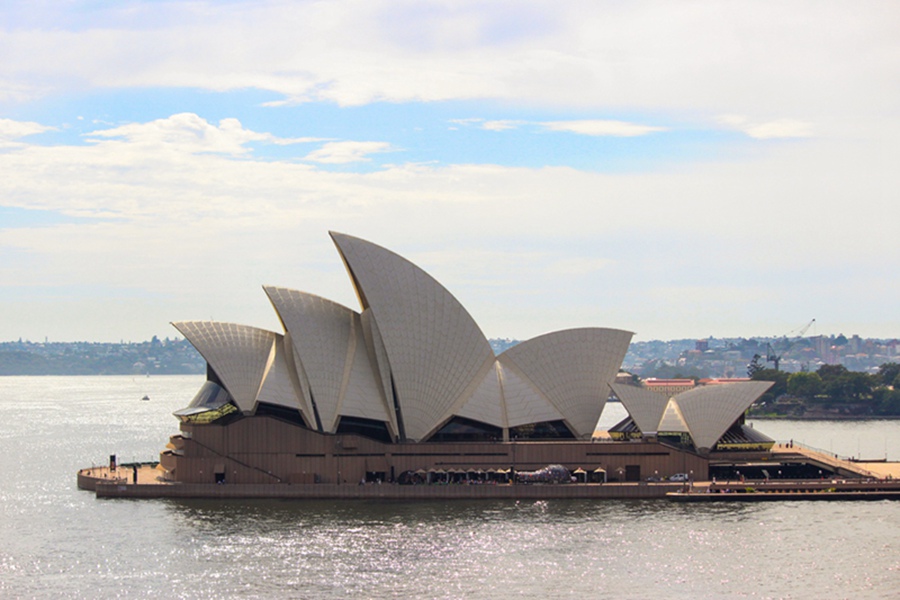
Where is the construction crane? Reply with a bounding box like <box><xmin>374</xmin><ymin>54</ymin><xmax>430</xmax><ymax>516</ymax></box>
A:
<box><xmin>766</xmin><ymin>319</ymin><xmax>816</xmax><ymax>371</ymax></box>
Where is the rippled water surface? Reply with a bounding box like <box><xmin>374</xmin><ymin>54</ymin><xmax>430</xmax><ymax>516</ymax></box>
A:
<box><xmin>1</xmin><ymin>376</ymin><xmax>899</xmax><ymax>599</ymax></box>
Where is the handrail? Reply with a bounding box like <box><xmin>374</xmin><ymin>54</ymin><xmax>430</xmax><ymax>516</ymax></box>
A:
<box><xmin>777</xmin><ymin>439</ymin><xmax>850</xmax><ymax>461</ymax></box>
<box><xmin>776</xmin><ymin>439</ymin><xmax>877</xmax><ymax>478</ymax></box>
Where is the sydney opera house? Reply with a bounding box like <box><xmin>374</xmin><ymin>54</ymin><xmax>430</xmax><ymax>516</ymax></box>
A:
<box><xmin>145</xmin><ymin>231</ymin><xmax>781</xmax><ymax>493</ymax></box>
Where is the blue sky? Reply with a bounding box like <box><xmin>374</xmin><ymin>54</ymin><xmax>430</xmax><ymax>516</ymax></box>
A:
<box><xmin>11</xmin><ymin>88</ymin><xmax>727</xmax><ymax>173</ymax></box>
<box><xmin>1</xmin><ymin>1</ymin><xmax>898</xmax><ymax>343</ymax></box>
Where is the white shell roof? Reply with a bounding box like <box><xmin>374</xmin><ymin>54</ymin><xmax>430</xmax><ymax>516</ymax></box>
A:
<box><xmin>497</xmin><ymin>358</ymin><xmax>566</xmax><ymax>428</ymax></box>
<box><xmin>675</xmin><ymin>381</ymin><xmax>774</xmax><ymax>451</ymax></box>
<box><xmin>265</xmin><ymin>287</ymin><xmax>359</xmax><ymax>432</ymax></box>
<box><xmin>609</xmin><ymin>383</ymin><xmax>669</xmax><ymax>434</ymax></box>
<box><xmin>359</xmin><ymin>308</ymin><xmax>397</xmax><ymax>434</ymax></box>
<box><xmin>255</xmin><ymin>335</ymin><xmax>312</xmax><ymax>425</ymax></box>
<box><xmin>336</xmin><ymin>311</ymin><xmax>395</xmax><ymax>432</ymax></box>
<box><xmin>330</xmin><ymin>231</ymin><xmax>495</xmax><ymax>441</ymax></box>
<box><xmin>449</xmin><ymin>360</ymin><xmax>506</xmax><ymax>429</ymax></box>
<box><xmin>500</xmin><ymin>328</ymin><xmax>633</xmax><ymax>438</ymax></box>
<box><xmin>657</xmin><ymin>398</ymin><xmax>690</xmax><ymax>433</ymax></box>
<box><xmin>173</xmin><ymin>233</ymin><xmax>637</xmax><ymax>442</ymax></box>
<box><xmin>613</xmin><ymin>380</ymin><xmax>771</xmax><ymax>447</ymax></box>
<box><xmin>281</xmin><ymin>331</ymin><xmax>317</xmax><ymax>425</ymax></box>
<box><xmin>172</xmin><ymin>321</ymin><xmax>277</xmax><ymax>413</ymax></box>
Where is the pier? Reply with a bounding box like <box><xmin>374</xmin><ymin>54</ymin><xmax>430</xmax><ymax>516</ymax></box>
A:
<box><xmin>78</xmin><ymin>447</ymin><xmax>900</xmax><ymax>500</ymax></box>
<box><xmin>768</xmin><ymin>441</ymin><xmax>899</xmax><ymax>479</ymax></box>
<box><xmin>667</xmin><ymin>478</ymin><xmax>900</xmax><ymax>502</ymax></box>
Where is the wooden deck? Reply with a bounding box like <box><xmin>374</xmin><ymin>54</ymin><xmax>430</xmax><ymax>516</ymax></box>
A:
<box><xmin>669</xmin><ymin>478</ymin><xmax>900</xmax><ymax>502</ymax></box>
<box><xmin>769</xmin><ymin>443</ymin><xmax>890</xmax><ymax>478</ymax></box>
<box><xmin>78</xmin><ymin>447</ymin><xmax>900</xmax><ymax>501</ymax></box>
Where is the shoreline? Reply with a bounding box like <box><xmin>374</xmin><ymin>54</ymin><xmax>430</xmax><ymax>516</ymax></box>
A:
<box><xmin>79</xmin><ymin>476</ymin><xmax>900</xmax><ymax>502</ymax></box>
<box><xmin>78</xmin><ymin>462</ymin><xmax>900</xmax><ymax>501</ymax></box>
<box><xmin>749</xmin><ymin>415</ymin><xmax>900</xmax><ymax>421</ymax></box>
<box><xmin>77</xmin><ymin>463</ymin><xmax>682</xmax><ymax>500</ymax></box>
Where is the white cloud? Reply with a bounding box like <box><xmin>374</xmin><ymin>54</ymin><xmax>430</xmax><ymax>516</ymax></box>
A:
<box><xmin>745</xmin><ymin>120</ymin><xmax>815</xmax><ymax>140</ymax></box>
<box><xmin>550</xmin><ymin>256</ymin><xmax>615</xmax><ymax>275</ymax></box>
<box><xmin>85</xmin><ymin>113</ymin><xmax>317</xmax><ymax>155</ymax></box>
<box><xmin>448</xmin><ymin>118</ymin><xmax>521</xmax><ymax>131</ymax></box>
<box><xmin>450</xmin><ymin>118</ymin><xmax>662</xmax><ymax>136</ymax></box>
<box><xmin>0</xmin><ymin>118</ymin><xmax>56</xmax><ymax>146</ymax></box>
<box><xmin>482</xmin><ymin>120</ymin><xmax>521</xmax><ymax>132</ymax></box>
<box><xmin>540</xmin><ymin>119</ymin><xmax>665</xmax><ymax>137</ymax></box>
<box><xmin>3</xmin><ymin>1</ymin><xmax>897</xmax><ymax>120</ymax></box>
<box><xmin>716</xmin><ymin>115</ymin><xmax>814</xmax><ymax>139</ymax></box>
<box><xmin>0</xmin><ymin>1</ymin><xmax>899</xmax><ymax>341</ymax></box>
<box><xmin>449</xmin><ymin>118</ymin><xmax>485</xmax><ymax>126</ymax></box>
<box><xmin>303</xmin><ymin>141</ymin><xmax>392</xmax><ymax>164</ymax></box>
<box><xmin>1</xmin><ymin>112</ymin><xmax>897</xmax><ymax>341</ymax></box>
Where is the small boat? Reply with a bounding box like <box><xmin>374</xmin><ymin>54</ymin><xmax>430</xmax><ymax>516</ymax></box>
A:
<box><xmin>141</xmin><ymin>395</ymin><xmax>150</xmax><ymax>401</ymax></box>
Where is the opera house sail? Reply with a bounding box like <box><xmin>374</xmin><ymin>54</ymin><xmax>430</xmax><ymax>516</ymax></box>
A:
<box><xmin>172</xmin><ymin>232</ymin><xmax>632</xmax><ymax>443</ymax></box>
<box><xmin>609</xmin><ymin>381</ymin><xmax>775</xmax><ymax>452</ymax></box>
<box><xmin>129</xmin><ymin>232</ymin><xmax>777</xmax><ymax>493</ymax></box>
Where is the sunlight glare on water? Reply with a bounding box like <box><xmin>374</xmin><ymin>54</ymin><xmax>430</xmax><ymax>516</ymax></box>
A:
<box><xmin>1</xmin><ymin>376</ymin><xmax>899</xmax><ymax>599</ymax></box>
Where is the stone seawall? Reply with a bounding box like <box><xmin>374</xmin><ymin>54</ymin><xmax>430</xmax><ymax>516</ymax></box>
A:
<box><xmin>91</xmin><ymin>481</ymin><xmax>680</xmax><ymax>500</ymax></box>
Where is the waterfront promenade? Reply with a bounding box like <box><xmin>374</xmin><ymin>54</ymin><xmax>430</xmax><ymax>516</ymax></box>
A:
<box><xmin>78</xmin><ymin>464</ymin><xmax>684</xmax><ymax>499</ymax></box>
<box><xmin>78</xmin><ymin>452</ymin><xmax>900</xmax><ymax>500</ymax></box>
<box><xmin>769</xmin><ymin>441</ymin><xmax>900</xmax><ymax>479</ymax></box>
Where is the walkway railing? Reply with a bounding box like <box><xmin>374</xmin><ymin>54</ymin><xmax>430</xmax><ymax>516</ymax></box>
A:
<box><xmin>775</xmin><ymin>439</ymin><xmax>877</xmax><ymax>478</ymax></box>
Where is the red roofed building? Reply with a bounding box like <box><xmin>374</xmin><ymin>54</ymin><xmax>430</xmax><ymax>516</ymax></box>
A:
<box><xmin>699</xmin><ymin>378</ymin><xmax>751</xmax><ymax>386</ymax></box>
<box><xmin>642</xmin><ymin>378</ymin><xmax>695</xmax><ymax>396</ymax></box>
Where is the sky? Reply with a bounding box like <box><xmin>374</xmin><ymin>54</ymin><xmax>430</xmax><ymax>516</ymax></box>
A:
<box><xmin>1</xmin><ymin>1</ymin><xmax>898</xmax><ymax>343</ymax></box>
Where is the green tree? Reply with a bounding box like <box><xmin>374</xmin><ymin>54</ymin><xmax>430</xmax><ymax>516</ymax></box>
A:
<box><xmin>876</xmin><ymin>362</ymin><xmax>900</xmax><ymax>387</ymax></box>
<box><xmin>787</xmin><ymin>371</ymin><xmax>823</xmax><ymax>400</ymax></box>
<box><xmin>872</xmin><ymin>387</ymin><xmax>900</xmax><ymax>415</ymax></box>
<box><xmin>751</xmin><ymin>368</ymin><xmax>789</xmax><ymax>403</ymax></box>
<box><xmin>817</xmin><ymin>364</ymin><xmax>849</xmax><ymax>382</ymax></box>
<box><xmin>822</xmin><ymin>370</ymin><xmax>873</xmax><ymax>403</ymax></box>
<box><xmin>747</xmin><ymin>354</ymin><xmax>764</xmax><ymax>377</ymax></box>
<box><xmin>843</xmin><ymin>371</ymin><xmax>874</xmax><ymax>401</ymax></box>
<box><xmin>621</xmin><ymin>371</ymin><xmax>641</xmax><ymax>385</ymax></box>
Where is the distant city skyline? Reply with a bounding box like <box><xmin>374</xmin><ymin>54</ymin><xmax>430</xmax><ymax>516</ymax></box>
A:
<box><xmin>2</xmin><ymin>333</ymin><xmax>894</xmax><ymax>378</ymax></box>
<box><xmin>1</xmin><ymin>2</ymin><xmax>898</xmax><ymax>342</ymax></box>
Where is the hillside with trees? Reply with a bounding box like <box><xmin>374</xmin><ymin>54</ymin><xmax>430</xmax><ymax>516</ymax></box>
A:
<box><xmin>0</xmin><ymin>337</ymin><xmax>205</xmax><ymax>376</ymax></box>
<box><xmin>749</xmin><ymin>362</ymin><xmax>900</xmax><ymax>418</ymax></box>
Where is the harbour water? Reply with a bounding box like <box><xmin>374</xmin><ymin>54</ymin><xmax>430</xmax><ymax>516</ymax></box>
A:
<box><xmin>2</xmin><ymin>376</ymin><xmax>899</xmax><ymax>599</ymax></box>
